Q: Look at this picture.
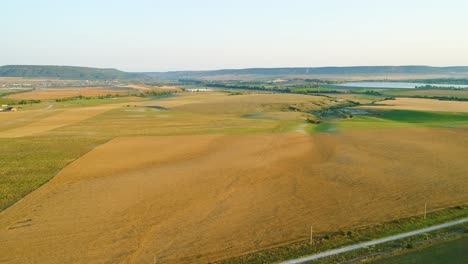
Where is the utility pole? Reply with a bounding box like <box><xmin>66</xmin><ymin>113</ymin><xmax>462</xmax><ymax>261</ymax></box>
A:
<box><xmin>310</xmin><ymin>225</ymin><xmax>313</xmax><ymax>244</ymax></box>
<box><xmin>424</xmin><ymin>202</ymin><xmax>427</xmax><ymax>220</ymax></box>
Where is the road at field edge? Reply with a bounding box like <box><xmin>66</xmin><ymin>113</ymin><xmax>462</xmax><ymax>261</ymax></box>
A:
<box><xmin>281</xmin><ymin>217</ymin><xmax>468</xmax><ymax>264</ymax></box>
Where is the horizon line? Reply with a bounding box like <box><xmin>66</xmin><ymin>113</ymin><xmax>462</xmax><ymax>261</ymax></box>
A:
<box><xmin>2</xmin><ymin>64</ymin><xmax>468</xmax><ymax>73</ymax></box>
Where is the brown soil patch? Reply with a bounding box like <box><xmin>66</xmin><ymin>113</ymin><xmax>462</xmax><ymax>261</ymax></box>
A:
<box><xmin>363</xmin><ymin>97</ymin><xmax>468</xmax><ymax>112</ymax></box>
<box><xmin>0</xmin><ymin>129</ymin><xmax>467</xmax><ymax>263</ymax></box>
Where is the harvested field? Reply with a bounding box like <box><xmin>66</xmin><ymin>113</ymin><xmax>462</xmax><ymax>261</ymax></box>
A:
<box><xmin>125</xmin><ymin>84</ymin><xmax>181</xmax><ymax>92</ymax></box>
<box><xmin>47</xmin><ymin>92</ymin><xmax>335</xmax><ymax>137</ymax></box>
<box><xmin>1</xmin><ymin>128</ymin><xmax>467</xmax><ymax>263</ymax></box>
<box><xmin>363</xmin><ymin>97</ymin><xmax>468</xmax><ymax>113</ymax></box>
<box><xmin>382</xmin><ymin>89</ymin><xmax>468</xmax><ymax>99</ymax></box>
<box><xmin>7</xmin><ymin>87</ymin><xmax>134</xmax><ymax>100</ymax></box>
<box><xmin>0</xmin><ymin>104</ymin><xmax>123</xmax><ymax>138</ymax></box>
<box><xmin>0</xmin><ymin>110</ymin><xmax>59</xmax><ymax>132</ymax></box>
<box><xmin>172</xmin><ymin>93</ymin><xmax>336</xmax><ymax>114</ymax></box>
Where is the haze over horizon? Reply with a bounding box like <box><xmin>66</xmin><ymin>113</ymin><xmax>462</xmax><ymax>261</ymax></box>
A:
<box><xmin>2</xmin><ymin>0</ymin><xmax>468</xmax><ymax>72</ymax></box>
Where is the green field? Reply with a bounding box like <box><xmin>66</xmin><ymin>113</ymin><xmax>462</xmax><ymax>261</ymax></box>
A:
<box><xmin>0</xmin><ymin>135</ymin><xmax>108</xmax><ymax>210</ymax></box>
<box><xmin>304</xmin><ymin>109</ymin><xmax>468</xmax><ymax>133</ymax></box>
<box><xmin>336</xmin><ymin>110</ymin><xmax>468</xmax><ymax>130</ymax></box>
<box><xmin>371</xmin><ymin>235</ymin><xmax>468</xmax><ymax>264</ymax></box>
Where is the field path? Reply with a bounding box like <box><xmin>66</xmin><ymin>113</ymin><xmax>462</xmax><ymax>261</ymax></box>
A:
<box><xmin>282</xmin><ymin>217</ymin><xmax>468</xmax><ymax>264</ymax></box>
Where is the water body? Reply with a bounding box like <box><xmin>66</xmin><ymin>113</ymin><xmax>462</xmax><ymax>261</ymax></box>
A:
<box><xmin>337</xmin><ymin>82</ymin><xmax>468</xmax><ymax>89</ymax></box>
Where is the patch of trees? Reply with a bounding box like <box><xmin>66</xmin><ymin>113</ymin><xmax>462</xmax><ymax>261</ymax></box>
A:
<box><xmin>178</xmin><ymin>79</ymin><xmax>204</xmax><ymax>85</ymax></box>
<box><xmin>351</xmin><ymin>90</ymin><xmax>383</xmax><ymax>96</ymax></box>
<box><xmin>415</xmin><ymin>85</ymin><xmax>466</xmax><ymax>90</ymax></box>
<box><xmin>18</xmin><ymin>99</ymin><xmax>41</xmax><ymax>105</ymax></box>
<box><xmin>142</xmin><ymin>90</ymin><xmax>175</xmax><ymax>97</ymax></box>
<box><xmin>303</xmin><ymin>79</ymin><xmax>336</xmax><ymax>84</ymax></box>
<box><xmin>413</xmin><ymin>78</ymin><xmax>468</xmax><ymax>85</ymax></box>
<box><xmin>54</xmin><ymin>90</ymin><xmax>175</xmax><ymax>102</ymax></box>
<box><xmin>55</xmin><ymin>95</ymin><xmax>114</xmax><ymax>102</ymax></box>
<box><xmin>205</xmin><ymin>82</ymin><xmax>289</xmax><ymax>93</ymax></box>
<box><xmin>227</xmin><ymin>92</ymin><xmax>243</xmax><ymax>96</ymax></box>
<box><xmin>291</xmin><ymin>87</ymin><xmax>341</xmax><ymax>94</ymax></box>
<box><xmin>409</xmin><ymin>95</ymin><xmax>468</xmax><ymax>102</ymax></box>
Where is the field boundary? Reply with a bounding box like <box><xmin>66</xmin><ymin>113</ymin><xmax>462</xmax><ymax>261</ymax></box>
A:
<box><xmin>341</xmin><ymin>229</ymin><xmax>466</xmax><ymax>263</ymax></box>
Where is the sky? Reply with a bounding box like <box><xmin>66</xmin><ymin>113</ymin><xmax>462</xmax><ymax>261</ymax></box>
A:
<box><xmin>2</xmin><ymin>0</ymin><xmax>468</xmax><ymax>72</ymax></box>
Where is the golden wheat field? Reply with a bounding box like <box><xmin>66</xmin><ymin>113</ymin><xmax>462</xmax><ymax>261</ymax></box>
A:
<box><xmin>363</xmin><ymin>97</ymin><xmax>468</xmax><ymax>112</ymax></box>
<box><xmin>0</xmin><ymin>103</ymin><xmax>129</xmax><ymax>138</ymax></box>
<box><xmin>7</xmin><ymin>87</ymin><xmax>134</xmax><ymax>100</ymax></box>
<box><xmin>1</xmin><ymin>127</ymin><xmax>467</xmax><ymax>263</ymax></box>
<box><xmin>124</xmin><ymin>84</ymin><xmax>182</xmax><ymax>92</ymax></box>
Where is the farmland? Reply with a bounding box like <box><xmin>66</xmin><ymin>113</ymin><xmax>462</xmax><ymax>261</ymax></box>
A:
<box><xmin>7</xmin><ymin>87</ymin><xmax>134</xmax><ymax>100</ymax></box>
<box><xmin>3</xmin><ymin>0</ymin><xmax>468</xmax><ymax>262</ymax></box>
<box><xmin>0</xmin><ymin>84</ymin><xmax>468</xmax><ymax>263</ymax></box>
<box><xmin>362</xmin><ymin>97</ymin><xmax>468</xmax><ymax>113</ymax></box>
<box><xmin>1</xmin><ymin>129</ymin><xmax>468</xmax><ymax>263</ymax></box>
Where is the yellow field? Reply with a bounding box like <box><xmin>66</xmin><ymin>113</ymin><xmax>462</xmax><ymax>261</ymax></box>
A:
<box><xmin>0</xmin><ymin>92</ymin><xmax>320</xmax><ymax>138</ymax></box>
<box><xmin>125</xmin><ymin>84</ymin><xmax>181</xmax><ymax>92</ymax></box>
<box><xmin>362</xmin><ymin>97</ymin><xmax>468</xmax><ymax>112</ymax></box>
<box><xmin>0</xmin><ymin>102</ymin><xmax>142</xmax><ymax>138</ymax></box>
<box><xmin>1</xmin><ymin>91</ymin><xmax>468</xmax><ymax>263</ymax></box>
<box><xmin>1</xmin><ymin>128</ymin><xmax>467</xmax><ymax>263</ymax></box>
<box><xmin>7</xmin><ymin>87</ymin><xmax>133</xmax><ymax>100</ymax></box>
<box><xmin>171</xmin><ymin>93</ymin><xmax>335</xmax><ymax>114</ymax></box>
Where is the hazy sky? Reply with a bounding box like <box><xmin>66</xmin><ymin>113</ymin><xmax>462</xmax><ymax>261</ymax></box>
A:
<box><xmin>2</xmin><ymin>0</ymin><xmax>468</xmax><ymax>71</ymax></box>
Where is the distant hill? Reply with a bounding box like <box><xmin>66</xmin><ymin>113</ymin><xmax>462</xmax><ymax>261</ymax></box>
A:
<box><xmin>2</xmin><ymin>65</ymin><xmax>468</xmax><ymax>80</ymax></box>
<box><xmin>0</xmin><ymin>65</ymin><xmax>137</xmax><ymax>80</ymax></box>
<box><xmin>143</xmin><ymin>66</ymin><xmax>468</xmax><ymax>79</ymax></box>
